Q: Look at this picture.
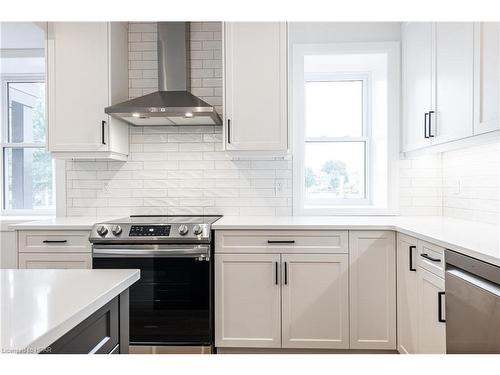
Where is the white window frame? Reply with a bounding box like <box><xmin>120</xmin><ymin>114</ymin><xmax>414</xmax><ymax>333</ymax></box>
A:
<box><xmin>0</xmin><ymin>73</ymin><xmax>56</xmax><ymax>216</ymax></box>
<box><xmin>292</xmin><ymin>42</ymin><xmax>400</xmax><ymax>216</ymax></box>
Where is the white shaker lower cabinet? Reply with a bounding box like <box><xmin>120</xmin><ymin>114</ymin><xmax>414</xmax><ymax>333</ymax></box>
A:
<box><xmin>349</xmin><ymin>231</ymin><xmax>397</xmax><ymax>350</ymax></box>
<box><xmin>281</xmin><ymin>254</ymin><xmax>349</xmax><ymax>349</ymax></box>
<box><xmin>18</xmin><ymin>252</ymin><xmax>92</xmax><ymax>269</ymax></box>
<box><xmin>417</xmin><ymin>267</ymin><xmax>446</xmax><ymax>354</ymax></box>
<box><xmin>17</xmin><ymin>230</ymin><xmax>92</xmax><ymax>270</ymax></box>
<box><xmin>396</xmin><ymin>234</ymin><xmax>419</xmax><ymax>354</ymax></box>
<box><xmin>215</xmin><ymin>253</ymin><xmax>281</xmax><ymax>348</ymax></box>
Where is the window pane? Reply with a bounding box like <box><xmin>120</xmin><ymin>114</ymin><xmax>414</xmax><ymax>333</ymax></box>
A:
<box><xmin>304</xmin><ymin>142</ymin><xmax>365</xmax><ymax>200</ymax></box>
<box><xmin>8</xmin><ymin>82</ymin><xmax>46</xmax><ymax>143</ymax></box>
<box><xmin>3</xmin><ymin>148</ymin><xmax>54</xmax><ymax>210</ymax></box>
<box><xmin>305</xmin><ymin>80</ymin><xmax>363</xmax><ymax>138</ymax></box>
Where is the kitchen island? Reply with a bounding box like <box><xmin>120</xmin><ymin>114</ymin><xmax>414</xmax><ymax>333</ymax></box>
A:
<box><xmin>1</xmin><ymin>269</ymin><xmax>139</xmax><ymax>354</ymax></box>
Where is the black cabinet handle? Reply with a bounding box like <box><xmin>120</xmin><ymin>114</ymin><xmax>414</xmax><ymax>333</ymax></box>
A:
<box><xmin>428</xmin><ymin>110</ymin><xmax>435</xmax><ymax>137</ymax></box>
<box><xmin>43</xmin><ymin>240</ymin><xmax>68</xmax><ymax>244</ymax></box>
<box><xmin>275</xmin><ymin>262</ymin><xmax>279</xmax><ymax>285</ymax></box>
<box><xmin>409</xmin><ymin>245</ymin><xmax>417</xmax><ymax>271</ymax></box>
<box><xmin>424</xmin><ymin>112</ymin><xmax>429</xmax><ymax>138</ymax></box>
<box><xmin>284</xmin><ymin>262</ymin><xmax>288</xmax><ymax>285</ymax></box>
<box><xmin>438</xmin><ymin>291</ymin><xmax>446</xmax><ymax>323</ymax></box>
<box><xmin>227</xmin><ymin>119</ymin><xmax>231</xmax><ymax>144</ymax></box>
<box><xmin>268</xmin><ymin>240</ymin><xmax>295</xmax><ymax>244</ymax></box>
<box><xmin>420</xmin><ymin>253</ymin><xmax>441</xmax><ymax>263</ymax></box>
<box><xmin>101</xmin><ymin>120</ymin><xmax>107</xmax><ymax>145</ymax></box>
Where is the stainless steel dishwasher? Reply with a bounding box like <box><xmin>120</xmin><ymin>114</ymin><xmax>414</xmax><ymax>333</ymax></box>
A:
<box><xmin>445</xmin><ymin>250</ymin><xmax>500</xmax><ymax>353</ymax></box>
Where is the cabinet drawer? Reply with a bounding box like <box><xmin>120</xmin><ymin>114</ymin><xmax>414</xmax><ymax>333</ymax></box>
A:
<box><xmin>417</xmin><ymin>240</ymin><xmax>445</xmax><ymax>278</ymax></box>
<box><xmin>215</xmin><ymin>230</ymin><xmax>348</xmax><ymax>254</ymax></box>
<box><xmin>18</xmin><ymin>231</ymin><xmax>91</xmax><ymax>253</ymax></box>
<box><xmin>19</xmin><ymin>252</ymin><xmax>92</xmax><ymax>269</ymax></box>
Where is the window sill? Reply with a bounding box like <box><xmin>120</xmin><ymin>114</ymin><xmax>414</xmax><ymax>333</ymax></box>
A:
<box><xmin>297</xmin><ymin>206</ymin><xmax>399</xmax><ymax>216</ymax></box>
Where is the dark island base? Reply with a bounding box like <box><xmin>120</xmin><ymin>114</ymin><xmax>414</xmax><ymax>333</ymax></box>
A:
<box><xmin>42</xmin><ymin>290</ymin><xmax>130</xmax><ymax>354</ymax></box>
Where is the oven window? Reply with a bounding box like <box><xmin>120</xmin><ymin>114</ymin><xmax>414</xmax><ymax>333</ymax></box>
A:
<box><xmin>93</xmin><ymin>257</ymin><xmax>211</xmax><ymax>345</ymax></box>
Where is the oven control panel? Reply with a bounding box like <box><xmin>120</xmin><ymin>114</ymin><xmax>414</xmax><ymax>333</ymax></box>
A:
<box><xmin>129</xmin><ymin>225</ymin><xmax>171</xmax><ymax>237</ymax></box>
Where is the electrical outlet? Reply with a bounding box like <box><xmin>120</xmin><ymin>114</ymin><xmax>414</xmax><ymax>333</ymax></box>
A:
<box><xmin>275</xmin><ymin>180</ymin><xmax>285</xmax><ymax>196</ymax></box>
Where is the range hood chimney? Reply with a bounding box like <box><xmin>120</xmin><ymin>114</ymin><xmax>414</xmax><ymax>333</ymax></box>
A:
<box><xmin>105</xmin><ymin>22</ymin><xmax>222</xmax><ymax>126</ymax></box>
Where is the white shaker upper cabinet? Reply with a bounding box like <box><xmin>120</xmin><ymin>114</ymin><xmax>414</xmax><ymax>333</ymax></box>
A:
<box><xmin>402</xmin><ymin>22</ymin><xmax>434</xmax><ymax>152</ymax></box>
<box><xmin>433</xmin><ymin>22</ymin><xmax>474</xmax><ymax>145</ymax></box>
<box><xmin>47</xmin><ymin>22</ymin><xmax>129</xmax><ymax>161</ymax></box>
<box><xmin>223</xmin><ymin>22</ymin><xmax>288</xmax><ymax>152</ymax></box>
<box><xmin>474</xmin><ymin>22</ymin><xmax>500</xmax><ymax>135</ymax></box>
<box><xmin>402</xmin><ymin>22</ymin><xmax>475</xmax><ymax>151</ymax></box>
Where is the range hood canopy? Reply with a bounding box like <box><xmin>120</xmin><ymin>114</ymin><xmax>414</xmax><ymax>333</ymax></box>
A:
<box><xmin>105</xmin><ymin>22</ymin><xmax>222</xmax><ymax>126</ymax></box>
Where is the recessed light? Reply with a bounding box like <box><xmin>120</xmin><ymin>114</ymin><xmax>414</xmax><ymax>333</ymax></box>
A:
<box><xmin>184</xmin><ymin>112</ymin><xmax>194</xmax><ymax>118</ymax></box>
<box><xmin>132</xmin><ymin>113</ymin><xmax>141</xmax><ymax>118</ymax></box>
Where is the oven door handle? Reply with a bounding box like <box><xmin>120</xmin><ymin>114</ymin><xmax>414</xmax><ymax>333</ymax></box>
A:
<box><xmin>92</xmin><ymin>245</ymin><xmax>211</xmax><ymax>260</ymax></box>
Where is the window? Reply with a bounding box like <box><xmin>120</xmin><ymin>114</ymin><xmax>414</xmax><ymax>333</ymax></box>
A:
<box><xmin>1</xmin><ymin>78</ymin><xmax>55</xmax><ymax>213</ymax></box>
<box><xmin>304</xmin><ymin>76</ymin><xmax>369</xmax><ymax>204</ymax></box>
<box><xmin>292</xmin><ymin>43</ymin><xmax>400</xmax><ymax>215</ymax></box>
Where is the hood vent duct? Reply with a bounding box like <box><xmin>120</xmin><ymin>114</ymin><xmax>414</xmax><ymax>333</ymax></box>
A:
<box><xmin>105</xmin><ymin>22</ymin><xmax>222</xmax><ymax>126</ymax></box>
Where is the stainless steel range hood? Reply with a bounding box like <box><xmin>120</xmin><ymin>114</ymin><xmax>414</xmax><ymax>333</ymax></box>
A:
<box><xmin>105</xmin><ymin>22</ymin><xmax>222</xmax><ymax>126</ymax></box>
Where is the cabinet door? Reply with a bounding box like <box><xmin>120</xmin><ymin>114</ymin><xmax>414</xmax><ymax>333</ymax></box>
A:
<box><xmin>224</xmin><ymin>22</ymin><xmax>287</xmax><ymax>151</ymax></box>
<box><xmin>396</xmin><ymin>234</ymin><xmax>418</xmax><ymax>354</ymax></box>
<box><xmin>215</xmin><ymin>253</ymin><xmax>281</xmax><ymax>348</ymax></box>
<box><xmin>281</xmin><ymin>254</ymin><xmax>349</xmax><ymax>349</ymax></box>
<box><xmin>18</xmin><ymin>252</ymin><xmax>92</xmax><ymax>269</ymax></box>
<box><xmin>402</xmin><ymin>23</ymin><xmax>433</xmax><ymax>151</ymax></box>
<box><xmin>349</xmin><ymin>231</ymin><xmax>396</xmax><ymax>350</ymax></box>
<box><xmin>0</xmin><ymin>231</ymin><xmax>17</xmax><ymax>269</ymax></box>
<box><xmin>47</xmin><ymin>22</ymin><xmax>110</xmax><ymax>152</ymax></box>
<box><xmin>417</xmin><ymin>267</ymin><xmax>446</xmax><ymax>354</ymax></box>
<box><xmin>433</xmin><ymin>23</ymin><xmax>474</xmax><ymax>144</ymax></box>
<box><xmin>474</xmin><ymin>22</ymin><xmax>500</xmax><ymax>134</ymax></box>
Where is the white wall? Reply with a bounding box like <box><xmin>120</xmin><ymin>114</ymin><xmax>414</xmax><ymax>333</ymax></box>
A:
<box><xmin>442</xmin><ymin>141</ymin><xmax>500</xmax><ymax>224</ymax></box>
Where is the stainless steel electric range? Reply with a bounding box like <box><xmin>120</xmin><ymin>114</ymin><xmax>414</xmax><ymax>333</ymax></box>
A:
<box><xmin>89</xmin><ymin>215</ymin><xmax>222</xmax><ymax>354</ymax></box>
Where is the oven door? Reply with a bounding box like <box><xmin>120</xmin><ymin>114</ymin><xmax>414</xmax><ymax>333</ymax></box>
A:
<box><xmin>93</xmin><ymin>244</ymin><xmax>213</xmax><ymax>347</ymax></box>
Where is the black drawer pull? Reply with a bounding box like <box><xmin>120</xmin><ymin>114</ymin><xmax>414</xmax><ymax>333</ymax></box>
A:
<box><xmin>438</xmin><ymin>291</ymin><xmax>446</xmax><ymax>323</ymax></box>
<box><xmin>409</xmin><ymin>245</ymin><xmax>417</xmax><ymax>271</ymax></box>
<box><xmin>43</xmin><ymin>240</ymin><xmax>68</xmax><ymax>244</ymax></box>
<box><xmin>102</xmin><ymin>120</ymin><xmax>107</xmax><ymax>145</ymax></box>
<box><xmin>284</xmin><ymin>262</ymin><xmax>288</xmax><ymax>285</ymax></box>
<box><xmin>268</xmin><ymin>240</ymin><xmax>295</xmax><ymax>244</ymax></box>
<box><xmin>420</xmin><ymin>253</ymin><xmax>441</xmax><ymax>262</ymax></box>
<box><xmin>428</xmin><ymin>110</ymin><xmax>435</xmax><ymax>137</ymax></box>
<box><xmin>424</xmin><ymin>112</ymin><xmax>429</xmax><ymax>138</ymax></box>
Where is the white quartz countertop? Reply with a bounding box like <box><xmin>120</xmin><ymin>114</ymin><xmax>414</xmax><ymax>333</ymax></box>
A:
<box><xmin>0</xmin><ymin>269</ymin><xmax>140</xmax><ymax>353</ymax></box>
<box><xmin>213</xmin><ymin>216</ymin><xmax>500</xmax><ymax>266</ymax></box>
<box><xmin>9</xmin><ymin>216</ymin><xmax>116</xmax><ymax>231</ymax></box>
<box><xmin>0</xmin><ymin>216</ymin><xmax>53</xmax><ymax>231</ymax></box>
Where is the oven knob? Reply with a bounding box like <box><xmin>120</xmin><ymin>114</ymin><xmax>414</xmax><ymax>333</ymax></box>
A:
<box><xmin>96</xmin><ymin>225</ymin><xmax>108</xmax><ymax>236</ymax></box>
<box><xmin>193</xmin><ymin>224</ymin><xmax>203</xmax><ymax>235</ymax></box>
<box><xmin>178</xmin><ymin>225</ymin><xmax>189</xmax><ymax>235</ymax></box>
<box><xmin>111</xmin><ymin>225</ymin><xmax>122</xmax><ymax>236</ymax></box>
